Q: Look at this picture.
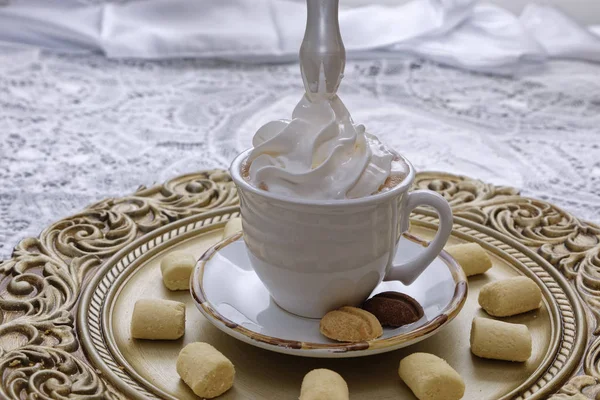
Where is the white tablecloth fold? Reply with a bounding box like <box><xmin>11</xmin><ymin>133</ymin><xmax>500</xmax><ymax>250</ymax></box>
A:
<box><xmin>0</xmin><ymin>0</ymin><xmax>598</xmax><ymax>74</ymax></box>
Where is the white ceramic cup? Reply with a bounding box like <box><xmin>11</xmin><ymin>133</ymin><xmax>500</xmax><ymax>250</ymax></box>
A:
<box><xmin>230</xmin><ymin>149</ymin><xmax>453</xmax><ymax>318</ymax></box>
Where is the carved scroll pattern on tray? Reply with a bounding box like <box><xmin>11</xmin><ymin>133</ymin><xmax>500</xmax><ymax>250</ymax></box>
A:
<box><xmin>0</xmin><ymin>170</ymin><xmax>598</xmax><ymax>399</ymax></box>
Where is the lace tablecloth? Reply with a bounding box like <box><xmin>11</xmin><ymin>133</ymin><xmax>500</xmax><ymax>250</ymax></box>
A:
<box><xmin>1</xmin><ymin>47</ymin><xmax>599</xmax><ymax>258</ymax></box>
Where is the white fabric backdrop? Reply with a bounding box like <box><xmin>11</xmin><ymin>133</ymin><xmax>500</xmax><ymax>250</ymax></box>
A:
<box><xmin>0</xmin><ymin>46</ymin><xmax>599</xmax><ymax>258</ymax></box>
<box><xmin>0</xmin><ymin>0</ymin><xmax>599</xmax><ymax>74</ymax></box>
<box><xmin>343</xmin><ymin>0</ymin><xmax>600</xmax><ymax>25</ymax></box>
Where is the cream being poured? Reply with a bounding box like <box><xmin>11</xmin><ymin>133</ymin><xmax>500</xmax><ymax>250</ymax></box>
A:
<box><xmin>245</xmin><ymin>94</ymin><xmax>405</xmax><ymax>200</ymax></box>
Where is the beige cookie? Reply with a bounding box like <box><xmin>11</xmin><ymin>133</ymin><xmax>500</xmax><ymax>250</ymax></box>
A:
<box><xmin>223</xmin><ymin>217</ymin><xmax>243</xmax><ymax>239</ymax></box>
<box><xmin>300</xmin><ymin>369</ymin><xmax>349</xmax><ymax>400</ymax></box>
<box><xmin>478</xmin><ymin>276</ymin><xmax>542</xmax><ymax>317</ymax></box>
<box><xmin>470</xmin><ymin>317</ymin><xmax>531</xmax><ymax>362</ymax></box>
<box><xmin>445</xmin><ymin>243</ymin><xmax>492</xmax><ymax>276</ymax></box>
<box><xmin>177</xmin><ymin>342</ymin><xmax>235</xmax><ymax>399</ymax></box>
<box><xmin>320</xmin><ymin>306</ymin><xmax>383</xmax><ymax>342</ymax></box>
<box><xmin>131</xmin><ymin>298</ymin><xmax>185</xmax><ymax>340</ymax></box>
<box><xmin>160</xmin><ymin>251</ymin><xmax>196</xmax><ymax>291</ymax></box>
<box><xmin>399</xmin><ymin>352</ymin><xmax>465</xmax><ymax>400</ymax></box>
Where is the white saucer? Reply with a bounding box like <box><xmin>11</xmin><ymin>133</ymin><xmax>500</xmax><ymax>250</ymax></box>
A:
<box><xmin>191</xmin><ymin>233</ymin><xmax>467</xmax><ymax>358</ymax></box>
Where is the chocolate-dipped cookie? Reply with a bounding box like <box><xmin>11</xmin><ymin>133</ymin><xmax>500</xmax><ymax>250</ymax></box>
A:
<box><xmin>362</xmin><ymin>292</ymin><xmax>424</xmax><ymax>327</ymax></box>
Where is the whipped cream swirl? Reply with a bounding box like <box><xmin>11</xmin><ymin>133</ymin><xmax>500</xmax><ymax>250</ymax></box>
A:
<box><xmin>246</xmin><ymin>95</ymin><xmax>403</xmax><ymax>200</ymax></box>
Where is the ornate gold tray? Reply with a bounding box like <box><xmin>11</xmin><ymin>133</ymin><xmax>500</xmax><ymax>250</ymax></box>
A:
<box><xmin>1</xmin><ymin>170</ymin><xmax>599</xmax><ymax>399</ymax></box>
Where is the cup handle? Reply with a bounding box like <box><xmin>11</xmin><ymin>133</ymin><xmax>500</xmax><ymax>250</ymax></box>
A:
<box><xmin>384</xmin><ymin>190</ymin><xmax>453</xmax><ymax>285</ymax></box>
